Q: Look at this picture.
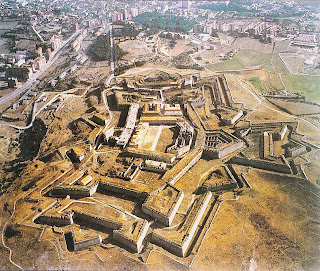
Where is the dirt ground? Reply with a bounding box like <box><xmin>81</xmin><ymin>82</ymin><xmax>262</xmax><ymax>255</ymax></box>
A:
<box><xmin>119</xmin><ymin>39</ymin><xmax>152</xmax><ymax>61</ymax></box>
<box><xmin>192</xmin><ymin>168</ymin><xmax>320</xmax><ymax>271</ymax></box>
<box><xmin>159</xmin><ymin>38</ymin><xmax>192</xmax><ymax>57</ymax></box>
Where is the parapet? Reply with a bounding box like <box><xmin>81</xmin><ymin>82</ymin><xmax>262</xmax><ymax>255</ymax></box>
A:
<box><xmin>285</xmin><ymin>140</ymin><xmax>308</xmax><ymax>157</ymax></box>
<box><xmin>229</xmin><ymin>156</ymin><xmax>292</xmax><ymax>174</ymax></box>
<box><xmin>199</xmin><ymin>166</ymin><xmax>238</xmax><ymax>193</ymax></box>
<box><xmin>35</xmin><ymin>197</ymin><xmax>74</xmax><ymax>226</ymax></box>
<box><xmin>141</xmin><ymin>159</ymin><xmax>167</xmax><ymax>173</ymax></box>
<box><xmin>139</xmin><ymin>116</ymin><xmax>183</xmax><ymax>125</ymax></box>
<box><xmin>218</xmin><ymin>108</ymin><xmax>243</xmax><ymax>125</ymax></box>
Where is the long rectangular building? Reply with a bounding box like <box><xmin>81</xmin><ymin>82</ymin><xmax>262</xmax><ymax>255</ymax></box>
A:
<box><xmin>116</xmin><ymin>103</ymin><xmax>139</xmax><ymax>147</ymax></box>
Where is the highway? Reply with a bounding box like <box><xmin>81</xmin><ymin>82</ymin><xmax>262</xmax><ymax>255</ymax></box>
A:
<box><xmin>0</xmin><ymin>29</ymin><xmax>82</xmax><ymax>106</ymax></box>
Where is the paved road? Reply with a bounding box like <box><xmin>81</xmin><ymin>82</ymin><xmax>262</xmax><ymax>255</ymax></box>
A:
<box><xmin>0</xmin><ymin>30</ymin><xmax>82</xmax><ymax>106</ymax></box>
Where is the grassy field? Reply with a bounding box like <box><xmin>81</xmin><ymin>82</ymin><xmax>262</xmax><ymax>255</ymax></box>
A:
<box><xmin>249</xmin><ymin>76</ymin><xmax>264</xmax><ymax>92</ymax></box>
<box><xmin>280</xmin><ymin>53</ymin><xmax>303</xmax><ymax>74</ymax></box>
<box><xmin>311</xmin><ymin>67</ymin><xmax>320</xmax><ymax>76</ymax></box>
<box><xmin>282</xmin><ymin>74</ymin><xmax>320</xmax><ymax>103</ymax></box>
<box><xmin>207</xmin><ymin>49</ymin><xmax>283</xmax><ymax>73</ymax></box>
<box><xmin>269</xmin><ymin>73</ymin><xmax>284</xmax><ymax>90</ymax></box>
<box><xmin>204</xmin><ymin>43</ymin><xmax>319</xmax><ymax>105</ymax></box>
<box><xmin>233</xmin><ymin>49</ymin><xmax>272</xmax><ymax>67</ymax></box>
<box><xmin>262</xmin><ymin>54</ymin><xmax>290</xmax><ymax>74</ymax></box>
<box><xmin>0</xmin><ymin>39</ymin><xmax>10</xmax><ymax>54</ymax></box>
<box><xmin>206</xmin><ymin>58</ymin><xmax>245</xmax><ymax>71</ymax></box>
<box><xmin>241</xmin><ymin>70</ymin><xmax>284</xmax><ymax>94</ymax></box>
<box><xmin>0</xmin><ymin>30</ymin><xmax>10</xmax><ymax>54</ymax></box>
<box><xmin>273</xmin><ymin>39</ymin><xmax>291</xmax><ymax>53</ymax></box>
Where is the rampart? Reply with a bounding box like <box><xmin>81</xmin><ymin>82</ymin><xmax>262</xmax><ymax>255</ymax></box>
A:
<box><xmin>98</xmin><ymin>180</ymin><xmax>149</xmax><ymax>199</ymax></box>
<box><xmin>113</xmin><ymin>219</ymin><xmax>150</xmax><ymax>253</ymax></box>
<box><xmin>140</xmin><ymin>160</ymin><xmax>167</xmax><ymax>173</ymax></box>
<box><xmin>285</xmin><ymin>140</ymin><xmax>307</xmax><ymax>157</ymax></box>
<box><xmin>199</xmin><ymin>181</ymin><xmax>237</xmax><ymax>193</ymax></box>
<box><xmin>180</xmin><ymin>191</ymin><xmax>212</xmax><ymax>256</ymax></box>
<box><xmin>161</xmin><ymin>149</ymin><xmax>203</xmax><ymax>185</ymax></box>
<box><xmin>229</xmin><ymin>156</ymin><xmax>292</xmax><ymax>174</ymax></box>
<box><xmin>152</xmin><ymin>232</ymin><xmax>184</xmax><ymax>257</ymax></box>
<box><xmin>66</xmin><ymin>228</ymin><xmax>102</xmax><ymax>252</ymax></box>
<box><xmin>151</xmin><ymin>191</ymin><xmax>212</xmax><ymax>257</ymax></box>
<box><xmin>260</xmin><ymin>131</ymin><xmax>274</xmax><ymax>160</ymax></box>
<box><xmin>203</xmin><ymin>141</ymin><xmax>243</xmax><ymax>159</ymax></box>
<box><xmin>218</xmin><ymin>108</ymin><xmax>243</xmax><ymax>125</ymax></box>
<box><xmin>203</xmin><ymin>130</ymin><xmax>244</xmax><ymax>159</ymax></box>
<box><xmin>51</xmin><ymin>182</ymin><xmax>98</xmax><ymax>198</ymax></box>
<box><xmin>72</xmin><ymin>210</ymin><xmax>124</xmax><ymax>230</ymax></box>
<box><xmin>116</xmin><ymin>103</ymin><xmax>139</xmax><ymax>147</ymax></box>
<box><xmin>142</xmin><ymin>184</ymin><xmax>184</xmax><ymax>226</ymax></box>
<box><xmin>37</xmin><ymin>212</ymin><xmax>74</xmax><ymax>226</ymax></box>
<box><xmin>249</xmin><ymin>121</ymin><xmax>297</xmax><ymax>134</ymax></box>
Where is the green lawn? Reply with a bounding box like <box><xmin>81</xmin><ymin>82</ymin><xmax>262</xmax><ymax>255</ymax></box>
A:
<box><xmin>282</xmin><ymin>74</ymin><xmax>320</xmax><ymax>103</ymax></box>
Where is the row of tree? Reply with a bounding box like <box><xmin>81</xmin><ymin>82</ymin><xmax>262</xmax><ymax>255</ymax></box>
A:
<box><xmin>134</xmin><ymin>11</ymin><xmax>196</xmax><ymax>33</ymax></box>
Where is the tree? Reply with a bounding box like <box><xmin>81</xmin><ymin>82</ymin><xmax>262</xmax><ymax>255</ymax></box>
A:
<box><xmin>169</xmin><ymin>39</ymin><xmax>177</xmax><ymax>49</ymax></box>
<box><xmin>18</xmin><ymin>119</ymin><xmax>47</xmax><ymax>161</ymax></box>
<box><xmin>211</xmin><ymin>30</ymin><xmax>218</xmax><ymax>38</ymax></box>
<box><xmin>88</xmin><ymin>34</ymin><xmax>126</xmax><ymax>62</ymax></box>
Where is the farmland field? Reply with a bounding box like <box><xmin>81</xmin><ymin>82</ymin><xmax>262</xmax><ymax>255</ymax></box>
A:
<box><xmin>282</xmin><ymin>74</ymin><xmax>320</xmax><ymax>104</ymax></box>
